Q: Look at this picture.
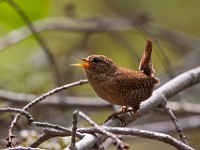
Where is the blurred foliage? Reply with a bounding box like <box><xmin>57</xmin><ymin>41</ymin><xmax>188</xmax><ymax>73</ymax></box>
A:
<box><xmin>0</xmin><ymin>0</ymin><xmax>200</xmax><ymax>93</ymax></box>
<box><xmin>0</xmin><ymin>0</ymin><xmax>50</xmax><ymax>32</ymax></box>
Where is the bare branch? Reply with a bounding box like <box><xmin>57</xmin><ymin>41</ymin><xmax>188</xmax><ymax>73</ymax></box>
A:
<box><xmin>0</xmin><ymin>108</ymin><xmax>83</xmax><ymax>148</ymax></box>
<box><xmin>30</xmin><ymin>121</ymin><xmax>83</xmax><ymax>147</ymax></box>
<box><xmin>30</xmin><ymin>128</ymin><xmax>72</xmax><ymax>148</ymax></box>
<box><xmin>74</xmin><ymin>66</ymin><xmax>200</xmax><ymax>149</ymax></box>
<box><xmin>69</xmin><ymin>110</ymin><xmax>129</xmax><ymax>150</ymax></box>
<box><xmin>5</xmin><ymin>147</ymin><xmax>43</xmax><ymax>150</ymax></box>
<box><xmin>0</xmin><ymin>107</ymin><xmax>34</xmax><ymax>124</ymax></box>
<box><xmin>71</xmin><ymin>110</ymin><xmax>78</xmax><ymax>150</ymax></box>
<box><xmin>30</xmin><ymin>121</ymin><xmax>78</xmax><ymax>137</ymax></box>
<box><xmin>78</xmin><ymin>127</ymin><xmax>194</xmax><ymax>150</ymax></box>
<box><xmin>7</xmin><ymin>79</ymin><xmax>87</xmax><ymax>147</ymax></box>
<box><xmin>101</xmin><ymin>114</ymin><xmax>200</xmax><ymax>149</ymax></box>
<box><xmin>163</xmin><ymin>105</ymin><xmax>188</xmax><ymax>144</ymax></box>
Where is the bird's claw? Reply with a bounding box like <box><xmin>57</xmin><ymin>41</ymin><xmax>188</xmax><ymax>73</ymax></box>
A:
<box><xmin>104</xmin><ymin>106</ymin><xmax>137</xmax><ymax>125</ymax></box>
<box><xmin>104</xmin><ymin>112</ymin><xmax>127</xmax><ymax>126</ymax></box>
<box><xmin>120</xmin><ymin>106</ymin><xmax>133</xmax><ymax>112</ymax></box>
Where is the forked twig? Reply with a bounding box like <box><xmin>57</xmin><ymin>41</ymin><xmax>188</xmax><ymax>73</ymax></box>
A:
<box><xmin>0</xmin><ymin>108</ymin><xmax>34</xmax><ymax>124</ymax></box>
<box><xmin>78</xmin><ymin>127</ymin><xmax>194</xmax><ymax>150</ymax></box>
<box><xmin>7</xmin><ymin>79</ymin><xmax>88</xmax><ymax>147</ymax></box>
<box><xmin>163</xmin><ymin>104</ymin><xmax>189</xmax><ymax>145</ymax></box>
<box><xmin>30</xmin><ymin>128</ymin><xmax>73</xmax><ymax>148</ymax></box>
<box><xmin>71</xmin><ymin>110</ymin><xmax>130</xmax><ymax>150</ymax></box>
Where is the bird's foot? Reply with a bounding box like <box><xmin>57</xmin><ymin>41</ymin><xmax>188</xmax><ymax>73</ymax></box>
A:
<box><xmin>104</xmin><ymin>106</ymin><xmax>137</xmax><ymax>124</ymax></box>
<box><xmin>104</xmin><ymin>112</ymin><xmax>127</xmax><ymax>125</ymax></box>
<box><xmin>120</xmin><ymin>106</ymin><xmax>134</xmax><ymax>112</ymax></box>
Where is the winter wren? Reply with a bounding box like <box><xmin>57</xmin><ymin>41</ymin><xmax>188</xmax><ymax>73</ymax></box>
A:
<box><xmin>72</xmin><ymin>39</ymin><xmax>159</xmax><ymax>113</ymax></box>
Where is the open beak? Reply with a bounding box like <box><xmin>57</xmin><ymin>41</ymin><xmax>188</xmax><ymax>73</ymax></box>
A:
<box><xmin>71</xmin><ymin>57</ymin><xmax>90</xmax><ymax>69</ymax></box>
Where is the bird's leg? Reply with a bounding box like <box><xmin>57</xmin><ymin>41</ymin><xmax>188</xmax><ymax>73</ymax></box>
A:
<box><xmin>105</xmin><ymin>106</ymin><xmax>138</xmax><ymax>123</ymax></box>
<box><xmin>120</xmin><ymin>106</ymin><xmax>133</xmax><ymax>112</ymax></box>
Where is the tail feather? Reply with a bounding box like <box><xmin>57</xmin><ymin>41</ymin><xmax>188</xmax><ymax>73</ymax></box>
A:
<box><xmin>139</xmin><ymin>38</ymin><xmax>155</xmax><ymax>77</ymax></box>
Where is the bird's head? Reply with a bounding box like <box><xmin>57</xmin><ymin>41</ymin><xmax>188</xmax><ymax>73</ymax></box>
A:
<box><xmin>71</xmin><ymin>55</ymin><xmax>117</xmax><ymax>74</ymax></box>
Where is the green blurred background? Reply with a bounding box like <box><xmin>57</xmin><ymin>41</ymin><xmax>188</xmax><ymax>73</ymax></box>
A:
<box><xmin>0</xmin><ymin>0</ymin><xmax>200</xmax><ymax>149</ymax></box>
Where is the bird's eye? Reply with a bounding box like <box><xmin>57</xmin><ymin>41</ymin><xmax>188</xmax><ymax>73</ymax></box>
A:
<box><xmin>93</xmin><ymin>57</ymin><xmax>100</xmax><ymax>63</ymax></box>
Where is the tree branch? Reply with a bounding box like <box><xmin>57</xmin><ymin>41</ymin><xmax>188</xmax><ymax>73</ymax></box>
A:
<box><xmin>163</xmin><ymin>104</ymin><xmax>188</xmax><ymax>144</ymax></box>
<box><xmin>69</xmin><ymin>110</ymin><xmax>129</xmax><ymax>150</ymax></box>
<box><xmin>5</xmin><ymin>147</ymin><xmax>43</xmax><ymax>150</ymax></box>
<box><xmin>7</xmin><ymin>79</ymin><xmax>88</xmax><ymax>147</ymax></box>
<box><xmin>30</xmin><ymin>128</ymin><xmax>72</xmax><ymax>148</ymax></box>
<box><xmin>78</xmin><ymin>127</ymin><xmax>194</xmax><ymax>150</ymax></box>
<box><xmin>74</xmin><ymin>66</ymin><xmax>200</xmax><ymax>149</ymax></box>
<box><xmin>0</xmin><ymin>107</ymin><xmax>34</xmax><ymax>124</ymax></box>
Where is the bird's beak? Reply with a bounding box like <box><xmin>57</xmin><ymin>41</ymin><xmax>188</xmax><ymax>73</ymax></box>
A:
<box><xmin>71</xmin><ymin>57</ymin><xmax>90</xmax><ymax>69</ymax></box>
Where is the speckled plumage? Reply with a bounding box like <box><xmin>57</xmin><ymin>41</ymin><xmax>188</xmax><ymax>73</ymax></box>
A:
<box><xmin>83</xmin><ymin>55</ymin><xmax>159</xmax><ymax>112</ymax></box>
<box><xmin>72</xmin><ymin>39</ymin><xmax>159</xmax><ymax>113</ymax></box>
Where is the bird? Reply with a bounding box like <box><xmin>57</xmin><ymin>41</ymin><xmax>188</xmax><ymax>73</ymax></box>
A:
<box><xmin>71</xmin><ymin>39</ymin><xmax>159</xmax><ymax>117</ymax></box>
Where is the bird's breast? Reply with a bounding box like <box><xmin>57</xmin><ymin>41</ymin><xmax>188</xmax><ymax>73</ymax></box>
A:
<box><xmin>86</xmin><ymin>74</ymin><xmax>121</xmax><ymax>104</ymax></box>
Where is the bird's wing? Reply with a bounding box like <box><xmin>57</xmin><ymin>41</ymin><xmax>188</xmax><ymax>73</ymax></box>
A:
<box><xmin>109</xmin><ymin>71</ymin><xmax>159</xmax><ymax>92</ymax></box>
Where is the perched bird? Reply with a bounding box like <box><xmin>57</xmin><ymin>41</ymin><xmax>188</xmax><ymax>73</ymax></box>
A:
<box><xmin>71</xmin><ymin>39</ymin><xmax>159</xmax><ymax>116</ymax></box>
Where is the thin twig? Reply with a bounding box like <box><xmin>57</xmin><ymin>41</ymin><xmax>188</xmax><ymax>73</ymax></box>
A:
<box><xmin>5</xmin><ymin>0</ymin><xmax>61</xmax><ymax>87</ymax></box>
<box><xmin>71</xmin><ymin>111</ymin><xmax>78</xmax><ymax>150</ymax></box>
<box><xmin>7</xmin><ymin>79</ymin><xmax>88</xmax><ymax>147</ymax></box>
<box><xmin>29</xmin><ymin>121</ymin><xmax>84</xmax><ymax>147</ymax></box>
<box><xmin>30</xmin><ymin>121</ymin><xmax>81</xmax><ymax>137</ymax></box>
<box><xmin>5</xmin><ymin>146</ymin><xmax>43</xmax><ymax>150</ymax></box>
<box><xmin>78</xmin><ymin>127</ymin><xmax>194</xmax><ymax>150</ymax></box>
<box><xmin>0</xmin><ymin>107</ymin><xmax>34</xmax><ymax>124</ymax></box>
<box><xmin>30</xmin><ymin>128</ymin><xmax>72</xmax><ymax>148</ymax></box>
<box><xmin>163</xmin><ymin>104</ymin><xmax>189</xmax><ymax>145</ymax></box>
<box><xmin>71</xmin><ymin>110</ymin><xmax>130</xmax><ymax>150</ymax></box>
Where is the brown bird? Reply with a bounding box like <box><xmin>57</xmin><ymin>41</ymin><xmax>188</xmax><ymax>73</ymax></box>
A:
<box><xmin>72</xmin><ymin>39</ymin><xmax>159</xmax><ymax>116</ymax></box>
